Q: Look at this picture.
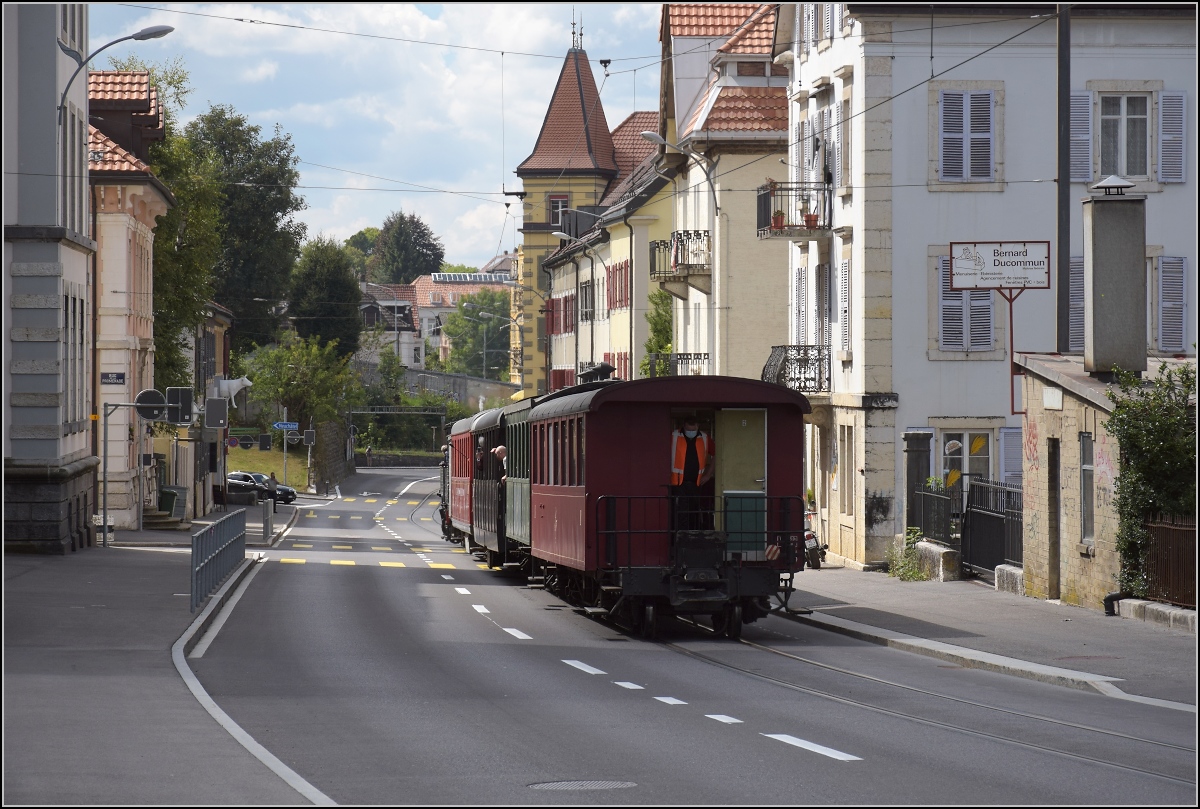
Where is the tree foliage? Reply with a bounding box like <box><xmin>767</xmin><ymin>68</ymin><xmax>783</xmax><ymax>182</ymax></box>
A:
<box><xmin>374</xmin><ymin>210</ymin><xmax>444</xmax><ymax>284</ymax></box>
<box><xmin>1104</xmin><ymin>361</ymin><xmax>1197</xmax><ymax>595</ymax></box>
<box><xmin>441</xmin><ymin>289</ymin><xmax>512</xmax><ymax>380</ymax></box>
<box><xmin>242</xmin><ymin>334</ymin><xmax>364</xmax><ymax>432</ymax></box>
<box><xmin>346</xmin><ymin>227</ymin><xmax>380</xmax><ymax>256</ymax></box>
<box><xmin>189</xmin><ymin>105</ymin><xmax>306</xmax><ymax>353</ymax></box>
<box><xmin>289</xmin><ymin>235</ymin><xmax>362</xmax><ymax>357</ymax></box>
<box><xmin>107</xmin><ymin>55</ymin><xmax>223</xmax><ymax>390</ymax></box>
<box><xmin>639</xmin><ymin>287</ymin><xmax>674</xmax><ymax>377</ymax></box>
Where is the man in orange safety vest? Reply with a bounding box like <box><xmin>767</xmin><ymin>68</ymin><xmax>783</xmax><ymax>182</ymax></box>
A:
<box><xmin>670</xmin><ymin>417</ymin><xmax>715</xmax><ymax>530</ymax></box>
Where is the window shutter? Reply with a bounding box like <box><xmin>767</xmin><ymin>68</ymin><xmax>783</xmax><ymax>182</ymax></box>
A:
<box><xmin>1070</xmin><ymin>92</ymin><xmax>1093</xmax><ymax>183</ymax></box>
<box><xmin>822</xmin><ymin>263</ymin><xmax>833</xmax><ymax>348</ymax></box>
<box><xmin>940</xmin><ymin>92</ymin><xmax>965</xmax><ymax>180</ymax></box>
<box><xmin>833</xmin><ymin>103</ymin><xmax>843</xmax><ymax>189</ymax></box>
<box><xmin>939</xmin><ymin>257</ymin><xmax>965</xmax><ymax>350</ymax></box>
<box><xmin>834</xmin><ymin>3</ymin><xmax>843</xmax><ymax>34</ymax></box>
<box><xmin>797</xmin><ymin>265</ymin><xmax>807</xmax><ymax>344</ymax></box>
<box><xmin>1159</xmin><ymin>91</ymin><xmax>1186</xmax><ymax>183</ymax></box>
<box><xmin>803</xmin><ymin>4</ymin><xmax>812</xmax><ymax>51</ymax></box>
<box><xmin>789</xmin><ymin>265</ymin><xmax>798</xmax><ymax>343</ymax></box>
<box><xmin>968</xmin><ymin>91</ymin><xmax>994</xmax><ymax>180</ymax></box>
<box><xmin>839</xmin><ymin>259</ymin><xmax>850</xmax><ymax>351</ymax></box>
<box><xmin>801</xmin><ymin>119</ymin><xmax>811</xmax><ymax>185</ymax></box>
<box><xmin>1000</xmin><ymin>427</ymin><xmax>1023</xmax><ymax>486</ymax></box>
<box><xmin>1158</xmin><ymin>256</ymin><xmax>1187</xmax><ymax>352</ymax></box>
<box><xmin>792</xmin><ymin>123</ymin><xmax>802</xmax><ymax>184</ymax></box>
<box><xmin>968</xmin><ymin>288</ymin><xmax>994</xmax><ymax>350</ymax></box>
<box><xmin>1069</xmin><ymin>256</ymin><xmax>1085</xmax><ymax>352</ymax></box>
<box><xmin>824</xmin><ymin>3</ymin><xmax>833</xmax><ymax>39</ymax></box>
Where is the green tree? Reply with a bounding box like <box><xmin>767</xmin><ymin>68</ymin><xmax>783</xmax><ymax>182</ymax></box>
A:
<box><xmin>440</xmin><ymin>262</ymin><xmax>477</xmax><ymax>274</ymax></box>
<box><xmin>346</xmin><ymin>227</ymin><xmax>380</xmax><ymax>256</ymax></box>
<box><xmin>189</xmin><ymin>105</ymin><xmax>307</xmax><ymax>353</ymax></box>
<box><xmin>243</xmin><ymin>334</ymin><xmax>364</xmax><ymax>432</ymax></box>
<box><xmin>107</xmin><ymin>55</ymin><xmax>224</xmax><ymax>390</ymax></box>
<box><xmin>374</xmin><ymin>209</ymin><xmax>444</xmax><ymax>284</ymax></box>
<box><xmin>442</xmin><ymin>289</ymin><xmax>512</xmax><ymax>380</ymax></box>
<box><xmin>640</xmin><ymin>287</ymin><xmax>674</xmax><ymax>377</ymax></box>
<box><xmin>1104</xmin><ymin>361</ymin><xmax>1197</xmax><ymax>595</ymax></box>
<box><xmin>289</xmin><ymin>235</ymin><xmax>362</xmax><ymax>358</ymax></box>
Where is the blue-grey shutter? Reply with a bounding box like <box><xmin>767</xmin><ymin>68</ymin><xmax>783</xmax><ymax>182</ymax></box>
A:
<box><xmin>1000</xmin><ymin>427</ymin><xmax>1023</xmax><ymax>486</ymax></box>
<box><xmin>834</xmin><ymin>102</ymin><xmax>843</xmax><ymax>189</ymax></box>
<box><xmin>939</xmin><ymin>257</ymin><xmax>965</xmax><ymax>350</ymax></box>
<box><xmin>839</xmin><ymin>259</ymin><xmax>850</xmax><ymax>351</ymax></box>
<box><xmin>1069</xmin><ymin>256</ymin><xmax>1085</xmax><ymax>352</ymax></box>
<box><xmin>1070</xmin><ymin>93</ymin><xmax>1093</xmax><ymax>183</ymax></box>
<box><xmin>940</xmin><ymin>92</ymin><xmax>965</xmax><ymax>180</ymax></box>
<box><xmin>968</xmin><ymin>288</ymin><xmax>994</xmax><ymax>350</ymax></box>
<box><xmin>822</xmin><ymin>263</ymin><xmax>833</xmax><ymax>348</ymax></box>
<box><xmin>803</xmin><ymin>4</ymin><xmax>813</xmax><ymax>51</ymax></box>
<box><xmin>796</xmin><ymin>265</ymin><xmax>807</xmax><ymax>344</ymax></box>
<box><xmin>1158</xmin><ymin>92</ymin><xmax>1186</xmax><ymax>183</ymax></box>
<box><xmin>968</xmin><ymin>91</ymin><xmax>994</xmax><ymax>180</ymax></box>
<box><xmin>1158</xmin><ymin>256</ymin><xmax>1187</xmax><ymax>352</ymax></box>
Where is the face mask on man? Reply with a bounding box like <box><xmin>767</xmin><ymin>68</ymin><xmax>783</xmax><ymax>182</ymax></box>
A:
<box><xmin>684</xmin><ymin>429</ymin><xmax>698</xmax><ymax>438</ymax></box>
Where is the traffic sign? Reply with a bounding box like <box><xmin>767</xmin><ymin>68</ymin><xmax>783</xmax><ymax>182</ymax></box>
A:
<box><xmin>286</xmin><ymin>431</ymin><xmax>301</xmax><ymax>445</ymax></box>
<box><xmin>273</xmin><ymin>421</ymin><xmax>299</xmax><ymax>431</ymax></box>
<box><xmin>134</xmin><ymin>389</ymin><xmax>166</xmax><ymax>421</ymax></box>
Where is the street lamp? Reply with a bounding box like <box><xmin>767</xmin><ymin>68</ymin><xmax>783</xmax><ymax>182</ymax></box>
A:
<box><xmin>466</xmin><ymin>305</ymin><xmax>526</xmax><ymax>386</ymax></box>
<box><xmin>58</xmin><ymin>25</ymin><xmax>174</xmax><ymax>125</ymax></box>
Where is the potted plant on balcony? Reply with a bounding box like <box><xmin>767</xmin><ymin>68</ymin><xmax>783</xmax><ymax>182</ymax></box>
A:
<box><xmin>800</xmin><ymin>196</ymin><xmax>819</xmax><ymax>229</ymax></box>
<box><xmin>772</xmin><ymin>207</ymin><xmax>786</xmax><ymax>229</ymax></box>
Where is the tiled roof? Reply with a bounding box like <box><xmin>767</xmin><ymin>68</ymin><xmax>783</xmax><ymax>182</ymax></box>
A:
<box><xmin>88</xmin><ymin>71</ymin><xmax>153</xmax><ymax>109</ymax></box>
<box><xmin>88</xmin><ymin>126</ymin><xmax>151</xmax><ymax>174</ymax></box>
<box><xmin>661</xmin><ymin>3</ymin><xmax>763</xmax><ymax>40</ymax></box>
<box><xmin>684</xmin><ymin>84</ymin><xmax>788</xmax><ymax>137</ymax></box>
<box><xmin>718</xmin><ymin>5</ymin><xmax>776</xmax><ymax>54</ymax></box>
<box><xmin>609</xmin><ymin>111</ymin><xmax>660</xmax><ymax>187</ymax></box>
<box><xmin>517</xmin><ymin>49</ymin><xmax>618</xmax><ymax>175</ymax></box>
<box><xmin>480</xmin><ymin>251</ymin><xmax>519</xmax><ymax>275</ymax></box>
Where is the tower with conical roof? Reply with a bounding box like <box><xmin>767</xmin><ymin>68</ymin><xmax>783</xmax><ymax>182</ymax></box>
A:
<box><xmin>514</xmin><ymin>26</ymin><xmax>618</xmax><ymax>397</ymax></box>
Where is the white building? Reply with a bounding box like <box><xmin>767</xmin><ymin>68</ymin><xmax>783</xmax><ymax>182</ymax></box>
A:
<box><xmin>768</xmin><ymin>4</ymin><xmax>1196</xmax><ymax>566</ymax></box>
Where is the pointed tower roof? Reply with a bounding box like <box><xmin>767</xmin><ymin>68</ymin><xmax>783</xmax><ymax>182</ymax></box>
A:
<box><xmin>517</xmin><ymin>49</ymin><xmax>618</xmax><ymax>177</ymax></box>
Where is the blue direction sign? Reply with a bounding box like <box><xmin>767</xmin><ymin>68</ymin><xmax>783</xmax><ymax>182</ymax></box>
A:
<box><xmin>273</xmin><ymin>421</ymin><xmax>299</xmax><ymax>431</ymax></box>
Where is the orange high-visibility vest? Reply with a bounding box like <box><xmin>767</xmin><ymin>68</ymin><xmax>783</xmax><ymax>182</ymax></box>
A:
<box><xmin>671</xmin><ymin>430</ymin><xmax>710</xmax><ymax>486</ymax></box>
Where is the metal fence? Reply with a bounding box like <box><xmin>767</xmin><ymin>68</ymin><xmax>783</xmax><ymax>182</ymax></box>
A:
<box><xmin>1144</xmin><ymin>513</ymin><xmax>1196</xmax><ymax>608</ymax></box>
<box><xmin>911</xmin><ymin>483</ymin><xmax>962</xmax><ymax>547</ymax></box>
<box><xmin>646</xmin><ymin>352</ymin><xmax>710</xmax><ymax>377</ymax></box>
<box><xmin>962</xmin><ymin>479</ymin><xmax>1023</xmax><ymax>576</ymax></box>
<box><xmin>191</xmin><ymin>508</ymin><xmax>246</xmax><ymax>612</ymax></box>
<box><xmin>761</xmin><ymin>344</ymin><xmax>831</xmax><ymax>393</ymax></box>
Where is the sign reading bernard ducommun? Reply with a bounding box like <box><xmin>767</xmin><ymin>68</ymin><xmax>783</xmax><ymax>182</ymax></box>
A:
<box><xmin>950</xmin><ymin>241</ymin><xmax>1050</xmax><ymax>290</ymax></box>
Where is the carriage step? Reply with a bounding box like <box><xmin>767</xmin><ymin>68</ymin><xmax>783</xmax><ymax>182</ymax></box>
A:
<box><xmin>527</xmin><ymin>576</ymin><xmax>545</xmax><ymax>583</ymax></box>
<box><xmin>502</xmin><ymin>562</ymin><xmax>524</xmax><ymax>568</ymax></box>
<box><xmin>600</xmin><ymin>585</ymin><xmax>622</xmax><ymax>592</ymax></box>
<box><xmin>581</xmin><ymin>606</ymin><xmax>608</xmax><ymax>615</ymax></box>
<box><xmin>527</xmin><ymin>583</ymin><xmax>545</xmax><ymax>589</ymax></box>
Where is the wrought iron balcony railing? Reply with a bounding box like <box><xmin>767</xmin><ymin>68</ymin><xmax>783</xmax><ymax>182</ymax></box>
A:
<box><xmin>646</xmin><ymin>352</ymin><xmax>710</xmax><ymax>377</ymax></box>
<box><xmin>761</xmin><ymin>344</ymin><xmax>831</xmax><ymax>392</ymax></box>
<box><xmin>756</xmin><ymin>181</ymin><xmax>833</xmax><ymax>237</ymax></box>
<box><xmin>650</xmin><ymin>230</ymin><xmax>711</xmax><ymax>280</ymax></box>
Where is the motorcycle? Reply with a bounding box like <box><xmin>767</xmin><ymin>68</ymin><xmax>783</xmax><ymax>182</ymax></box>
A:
<box><xmin>803</xmin><ymin>510</ymin><xmax>827</xmax><ymax>570</ymax></box>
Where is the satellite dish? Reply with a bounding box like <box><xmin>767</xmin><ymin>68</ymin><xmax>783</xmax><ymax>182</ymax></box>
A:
<box><xmin>134</xmin><ymin>389</ymin><xmax>166</xmax><ymax>421</ymax></box>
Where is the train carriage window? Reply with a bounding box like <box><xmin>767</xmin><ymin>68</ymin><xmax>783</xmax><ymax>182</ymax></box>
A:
<box><xmin>568</xmin><ymin>419</ymin><xmax>576</xmax><ymax>486</ymax></box>
<box><xmin>576</xmin><ymin>417</ymin><xmax>585</xmax><ymax>486</ymax></box>
<box><xmin>549</xmin><ymin>422</ymin><xmax>558</xmax><ymax>486</ymax></box>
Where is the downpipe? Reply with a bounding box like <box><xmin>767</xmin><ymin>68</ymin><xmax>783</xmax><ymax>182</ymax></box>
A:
<box><xmin>1103</xmin><ymin>590</ymin><xmax>1132</xmax><ymax>617</ymax></box>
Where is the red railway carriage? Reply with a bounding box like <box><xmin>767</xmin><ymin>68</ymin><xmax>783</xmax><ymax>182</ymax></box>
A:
<box><xmin>527</xmin><ymin>375</ymin><xmax>811</xmax><ymax>638</ymax></box>
<box><xmin>447</xmin><ymin>412</ymin><xmax>489</xmax><ymax>545</ymax></box>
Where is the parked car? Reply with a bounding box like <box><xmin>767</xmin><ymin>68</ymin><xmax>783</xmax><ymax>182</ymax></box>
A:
<box><xmin>226</xmin><ymin>471</ymin><xmax>269</xmax><ymax>499</ymax></box>
<box><xmin>247</xmin><ymin>472</ymin><xmax>297</xmax><ymax>504</ymax></box>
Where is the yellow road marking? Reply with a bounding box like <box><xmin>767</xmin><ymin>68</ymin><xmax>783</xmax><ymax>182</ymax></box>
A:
<box><xmin>373</xmin><ymin>517</ymin><xmax>384</xmax><ymax>521</ymax></box>
<box><xmin>343</xmin><ymin>497</ymin><xmax>357</xmax><ymax>502</ymax></box>
<box><xmin>365</xmin><ymin>498</ymin><xmax>377</xmax><ymax>503</ymax></box>
<box><xmin>386</xmin><ymin>500</ymin><xmax>398</xmax><ymax>505</ymax></box>
<box><xmin>452</xmin><ymin>549</ymin><xmax>466</xmax><ymax>553</ymax></box>
<box><xmin>407</xmin><ymin>501</ymin><xmax>420</xmax><ymax>505</ymax></box>
<box><xmin>371</xmin><ymin>547</ymin><xmax>392</xmax><ymax>551</ymax></box>
<box><xmin>420</xmin><ymin>517</ymin><xmax>432</xmax><ymax>521</ymax></box>
<box><xmin>429</xmin><ymin>500</ymin><xmax>440</xmax><ymax>506</ymax></box>
<box><xmin>278</xmin><ymin>558</ymin><xmax>306</xmax><ymax>564</ymax></box>
<box><xmin>350</xmin><ymin>515</ymin><xmax>363</xmax><ymax>520</ymax></box>
<box><xmin>379</xmin><ymin>561</ymin><xmax>406</xmax><ymax>568</ymax></box>
<box><xmin>305</xmin><ymin>512</ymin><xmax>317</xmax><ymax>518</ymax></box>
<box><xmin>397</xmin><ymin>517</ymin><xmax>407</xmax><ymax>521</ymax></box>
<box><xmin>329</xmin><ymin>515</ymin><xmax>340</xmax><ymax>519</ymax></box>
<box><xmin>475</xmin><ymin>563</ymin><xmax>490</xmax><ymax>569</ymax></box>
<box><xmin>332</xmin><ymin>545</ymin><xmax>353</xmax><ymax>550</ymax></box>
<box><xmin>330</xmin><ymin>560</ymin><xmax>355</xmax><ymax>566</ymax></box>
<box><xmin>291</xmin><ymin>543</ymin><xmax>313</xmax><ymax>548</ymax></box>
<box><xmin>428</xmin><ymin>562</ymin><xmax>456</xmax><ymax>569</ymax></box>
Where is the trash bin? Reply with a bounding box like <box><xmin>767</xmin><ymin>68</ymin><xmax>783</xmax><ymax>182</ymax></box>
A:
<box><xmin>158</xmin><ymin>489</ymin><xmax>178</xmax><ymax>516</ymax></box>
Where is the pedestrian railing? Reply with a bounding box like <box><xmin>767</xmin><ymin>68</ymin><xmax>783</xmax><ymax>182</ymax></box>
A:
<box><xmin>961</xmin><ymin>479</ymin><xmax>1023</xmax><ymax>578</ymax></box>
<box><xmin>1144</xmin><ymin>513</ymin><xmax>1196</xmax><ymax>608</ymax></box>
<box><xmin>191</xmin><ymin>508</ymin><xmax>246</xmax><ymax>612</ymax></box>
<box><xmin>911</xmin><ymin>483</ymin><xmax>962</xmax><ymax>548</ymax></box>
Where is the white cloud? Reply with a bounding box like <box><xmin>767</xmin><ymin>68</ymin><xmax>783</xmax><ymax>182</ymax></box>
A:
<box><xmin>240</xmin><ymin>60</ymin><xmax>279</xmax><ymax>82</ymax></box>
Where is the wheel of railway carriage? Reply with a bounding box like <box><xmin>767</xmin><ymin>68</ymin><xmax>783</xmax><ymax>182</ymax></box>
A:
<box><xmin>486</xmin><ymin>549</ymin><xmax>500</xmax><ymax>569</ymax></box>
<box><xmin>710</xmin><ymin>608</ymin><xmax>729</xmax><ymax>635</ymax></box>
<box><xmin>724</xmin><ymin>604</ymin><xmax>743</xmax><ymax>640</ymax></box>
<box><xmin>640</xmin><ymin>602</ymin><xmax>658</xmax><ymax>640</ymax></box>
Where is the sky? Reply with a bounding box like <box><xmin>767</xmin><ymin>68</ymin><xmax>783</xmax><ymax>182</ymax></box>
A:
<box><xmin>89</xmin><ymin>3</ymin><xmax>665</xmax><ymax>269</ymax></box>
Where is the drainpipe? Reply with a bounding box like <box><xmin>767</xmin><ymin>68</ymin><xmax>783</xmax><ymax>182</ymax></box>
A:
<box><xmin>90</xmin><ymin>181</ymin><xmax>100</xmax><ymax>544</ymax></box>
<box><xmin>573</xmin><ymin>257</ymin><xmax>580</xmax><ymax>383</ymax></box>
<box><xmin>1103</xmin><ymin>591</ymin><xmax>1132</xmax><ymax>617</ymax></box>
<box><xmin>624</xmin><ymin>216</ymin><xmax>635</xmax><ymax>378</ymax></box>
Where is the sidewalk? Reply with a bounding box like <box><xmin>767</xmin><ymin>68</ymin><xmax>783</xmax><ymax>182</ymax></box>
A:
<box><xmin>4</xmin><ymin>527</ymin><xmax>1195</xmax><ymax>802</ymax></box>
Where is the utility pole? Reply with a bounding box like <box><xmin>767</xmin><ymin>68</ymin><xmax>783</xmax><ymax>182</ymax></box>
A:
<box><xmin>1056</xmin><ymin>4</ymin><xmax>1071</xmax><ymax>352</ymax></box>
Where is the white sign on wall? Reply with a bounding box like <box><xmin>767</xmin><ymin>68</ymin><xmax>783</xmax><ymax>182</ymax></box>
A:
<box><xmin>950</xmin><ymin>241</ymin><xmax>1051</xmax><ymax>289</ymax></box>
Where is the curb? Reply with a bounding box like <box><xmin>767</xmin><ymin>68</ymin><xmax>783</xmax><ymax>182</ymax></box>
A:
<box><xmin>1116</xmin><ymin>598</ymin><xmax>1197</xmax><ymax>633</ymax></box>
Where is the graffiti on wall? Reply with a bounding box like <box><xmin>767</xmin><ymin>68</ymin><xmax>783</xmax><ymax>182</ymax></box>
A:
<box><xmin>1024</xmin><ymin>419</ymin><xmax>1040</xmax><ymax>473</ymax></box>
<box><xmin>1095</xmin><ymin>433</ymin><xmax>1117</xmax><ymax>512</ymax></box>
<box><xmin>865</xmin><ymin>490</ymin><xmax>892</xmax><ymax>530</ymax></box>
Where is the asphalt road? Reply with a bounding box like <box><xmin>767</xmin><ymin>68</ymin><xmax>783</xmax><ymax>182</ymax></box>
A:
<box><xmin>187</xmin><ymin>468</ymin><xmax>1196</xmax><ymax>805</ymax></box>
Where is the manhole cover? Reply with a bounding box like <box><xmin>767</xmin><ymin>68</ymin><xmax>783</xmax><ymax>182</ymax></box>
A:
<box><xmin>529</xmin><ymin>781</ymin><xmax>637</xmax><ymax>791</ymax></box>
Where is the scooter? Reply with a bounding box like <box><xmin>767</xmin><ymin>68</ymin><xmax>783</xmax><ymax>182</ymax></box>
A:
<box><xmin>803</xmin><ymin>510</ymin><xmax>827</xmax><ymax>570</ymax></box>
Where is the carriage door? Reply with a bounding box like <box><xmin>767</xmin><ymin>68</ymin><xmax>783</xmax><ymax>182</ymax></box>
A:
<box><xmin>715</xmin><ymin>409</ymin><xmax>767</xmax><ymax>558</ymax></box>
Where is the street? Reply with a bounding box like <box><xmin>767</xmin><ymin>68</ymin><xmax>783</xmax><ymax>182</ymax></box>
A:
<box><xmin>185</xmin><ymin>469</ymin><xmax>1195</xmax><ymax>805</ymax></box>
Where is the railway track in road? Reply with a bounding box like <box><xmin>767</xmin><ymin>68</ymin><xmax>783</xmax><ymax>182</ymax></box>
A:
<box><xmin>663</xmin><ymin>615</ymin><xmax>1195</xmax><ymax>787</ymax></box>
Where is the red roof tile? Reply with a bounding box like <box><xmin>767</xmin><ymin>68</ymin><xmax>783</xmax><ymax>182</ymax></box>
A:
<box><xmin>517</xmin><ymin>49</ymin><xmax>618</xmax><ymax>175</ymax></box>
<box><xmin>718</xmin><ymin>5</ymin><xmax>776</xmax><ymax>54</ymax></box>
<box><xmin>685</xmin><ymin>85</ymin><xmax>788</xmax><ymax>137</ymax></box>
<box><xmin>661</xmin><ymin>4</ymin><xmax>763</xmax><ymax>40</ymax></box>
<box><xmin>88</xmin><ymin>126</ymin><xmax>151</xmax><ymax>174</ymax></box>
<box><xmin>600</xmin><ymin>111</ymin><xmax>661</xmax><ymax>207</ymax></box>
<box><xmin>88</xmin><ymin>71</ymin><xmax>153</xmax><ymax>110</ymax></box>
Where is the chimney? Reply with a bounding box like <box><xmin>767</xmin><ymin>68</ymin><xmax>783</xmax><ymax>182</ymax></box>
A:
<box><xmin>1082</xmin><ymin>178</ymin><xmax>1147</xmax><ymax>378</ymax></box>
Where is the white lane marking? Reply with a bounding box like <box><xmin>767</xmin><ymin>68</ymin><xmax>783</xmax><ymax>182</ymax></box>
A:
<box><xmin>189</xmin><ymin>558</ymin><xmax>264</xmax><ymax>658</ymax></box>
<box><xmin>655</xmin><ymin>697</ymin><xmax>687</xmax><ymax>705</ymax></box>
<box><xmin>763</xmin><ymin>734</ymin><xmax>862</xmax><ymax>761</ymax></box>
<box><xmin>441</xmin><ymin>575</ymin><xmax>455</xmax><ymax>580</ymax></box>
<box><xmin>455</xmin><ymin>587</ymin><xmax>471</xmax><ymax>594</ymax></box>
<box><xmin>614</xmin><ymin>681</ymin><xmax>644</xmax><ymax>690</ymax></box>
<box><xmin>563</xmin><ymin>660</ymin><xmax>606</xmax><ymax>675</ymax></box>
<box><xmin>706</xmin><ymin>715</ymin><xmax>743</xmax><ymax>724</ymax></box>
<box><xmin>398</xmin><ymin>476</ymin><xmax>438</xmax><ymax>496</ymax></box>
<box><xmin>504</xmin><ymin>628</ymin><xmax>532</xmax><ymax>639</ymax></box>
<box><xmin>473</xmin><ymin>604</ymin><xmax>490</xmax><ymax>614</ymax></box>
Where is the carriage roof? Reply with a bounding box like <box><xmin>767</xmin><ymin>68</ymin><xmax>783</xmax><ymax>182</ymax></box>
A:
<box><xmin>528</xmin><ymin>376</ymin><xmax>812</xmax><ymax>421</ymax></box>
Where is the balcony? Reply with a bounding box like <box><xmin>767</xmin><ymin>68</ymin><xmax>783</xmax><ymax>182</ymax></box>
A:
<box><xmin>646</xmin><ymin>352</ymin><xmax>711</xmax><ymax>377</ymax></box>
<box><xmin>650</xmin><ymin>231</ymin><xmax>712</xmax><ymax>298</ymax></box>
<box><xmin>756</xmin><ymin>181</ymin><xmax>833</xmax><ymax>240</ymax></box>
<box><xmin>761</xmin><ymin>345</ymin><xmax>830</xmax><ymax>393</ymax></box>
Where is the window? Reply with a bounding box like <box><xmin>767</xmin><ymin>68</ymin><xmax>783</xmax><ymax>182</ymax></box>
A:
<box><xmin>938</xmin><ymin>257</ymin><xmax>994</xmax><ymax>351</ymax></box>
<box><xmin>579</xmin><ymin>280</ymin><xmax>593</xmax><ymax>322</ymax></box>
<box><xmin>942</xmin><ymin>431</ymin><xmax>991</xmax><ymax>488</ymax></box>
<box><xmin>838</xmin><ymin>423</ymin><xmax>854</xmax><ymax>515</ymax></box>
<box><xmin>1100</xmin><ymin>94</ymin><xmax>1149</xmax><ymax>179</ymax></box>
<box><xmin>999</xmin><ymin>427</ymin><xmax>1023</xmax><ymax>486</ymax></box>
<box><xmin>940</xmin><ymin>91</ymin><xmax>994</xmax><ymax>181</ymax></box>
<box><xmin>549</xmin><ymin>195</ymin><xmax>568</xmax><ymax>225</ymax></box>
<box><xmin>1080</xmin><ymin>432</ymin><xmax>1094</xmax><ymax>545</ymax></box>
